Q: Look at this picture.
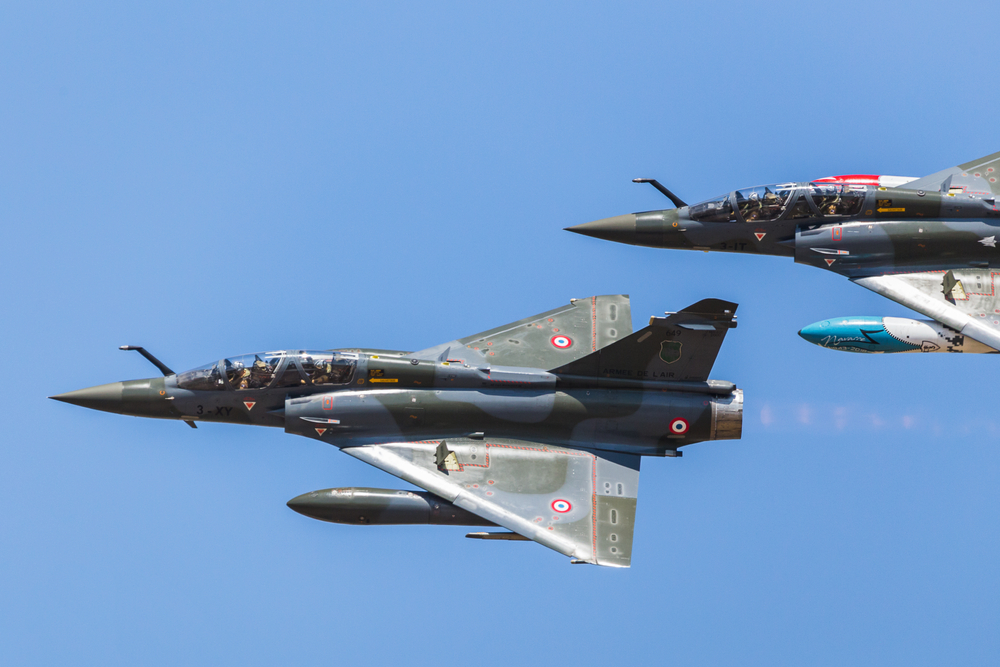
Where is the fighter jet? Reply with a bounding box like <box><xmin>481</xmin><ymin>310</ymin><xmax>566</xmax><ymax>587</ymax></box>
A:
<box><xmin>51</xmin><ymin>296</ymin><xmax>743</xmax><ymax>567</ymax></box>
<box><xmin>568</xmin><ymin>151</ymin><xmax>1000</xmax><ymax>355</ymax></box>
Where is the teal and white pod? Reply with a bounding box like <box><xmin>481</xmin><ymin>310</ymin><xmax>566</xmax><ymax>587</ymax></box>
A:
<box><xmin>798</xmin><ymin>316</ymin><xmax>997</xmax><ymax>353</ymax></box>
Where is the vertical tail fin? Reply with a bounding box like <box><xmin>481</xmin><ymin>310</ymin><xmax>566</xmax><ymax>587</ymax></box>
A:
<box><xmin>549</xmin><ymin>299</ymin><xmax>738</xmax><ymax>382</ymax></box>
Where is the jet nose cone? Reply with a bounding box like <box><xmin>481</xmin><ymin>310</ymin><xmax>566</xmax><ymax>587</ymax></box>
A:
<box><xmin>50</xmin><ymin>382</ymin><xmax>125</xmax><ymax>414</ymax></box>
<box><xmin>565</xmin><ymin>214</ymin><xmax>637</xmax><ymax>244</ymax></box>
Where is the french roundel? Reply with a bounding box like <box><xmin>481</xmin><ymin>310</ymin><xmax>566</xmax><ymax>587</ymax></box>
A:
<box><xmin>669</xmin><ymin>418</ymin><xmax>689</xmax><ymax>434</ymax></box>
<box><xmin>551</xmin><ymin>499</ymin><xmax>572</xmax><ymax>513</ymax></box>
<box><xmin>551</xmin><ymin>335</ymin><xmax>573</xmax><ymax>349</ymax></box>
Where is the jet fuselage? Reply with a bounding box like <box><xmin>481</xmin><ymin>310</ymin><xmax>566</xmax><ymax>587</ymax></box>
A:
<box><xmin>572</xmin><ymin>183</ymin><xmax>1000</xmax><ymax>278</ymax></box>
<box><xmin>53</xmin><ymin>350</ymin><xmax>742</xmax><ymax>457</ymax></box>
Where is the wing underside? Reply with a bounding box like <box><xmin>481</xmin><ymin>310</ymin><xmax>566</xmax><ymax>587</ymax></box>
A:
<box><xmin>341</xmin><ymin>438</ymin><xmax>641</xmax><ymax>567</ymax></box>
<box><xmin>853</xmin><ymin>270</ymin><xmax>1000</xmax><ymax>351</ymax></box>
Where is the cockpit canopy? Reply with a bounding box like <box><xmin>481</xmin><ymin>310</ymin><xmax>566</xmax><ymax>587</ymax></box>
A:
<box><xmin>688</xmin><ymin>182</ymin><xmax>867</xmax><ymax>223</ymax></box>
<box><xmin>176</xmin><ymin>351</ymin><xmax>358</xmax><ymax>391</ymax></box>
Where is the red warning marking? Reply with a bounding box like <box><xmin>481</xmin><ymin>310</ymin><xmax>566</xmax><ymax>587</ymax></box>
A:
<box><xmin>244</xmin><ymin>401</ymin><xmax>256</xmax><ymax>410</ymax></box>
<box><xmin>551</xmin><ymin>335</ymin><xmax>573</xmax><ymax>349</ymax></box>
<box><xmin>832</xmin><ymin>226</ymin><xmax>843</xmax><ymax>241</ymax></box>
<box><xmin>825</xmin><ymin>259</ymin><xmax>836</xmax><ymax>266</ymax></box>
<box><xmin>754</xmin><ymin>232</ymin><xmax>766</xmax><ymax>241</ymax></box>
<box><xmin>669</xmin><ymin>418</ymin><xmax>689</xmax><ymax>435</ymax></box>
<box><xmin>551</xmin><ymin>499</ymin><xmax>572</xmax><ymax>513</ymax></box>
<box><xmin>315</xmin><ymin>428</ymin><xmax>327</xmax><ymax>436</ymax></box>
<box><xmin>814</xmin><ymin>174</ymin><xmax>881</xmax><ymax>186</ymax></box>
<box><xmin>322</xmin><ymin>396</ymin><xmax>334</xmax><ymax>410</ymax></box>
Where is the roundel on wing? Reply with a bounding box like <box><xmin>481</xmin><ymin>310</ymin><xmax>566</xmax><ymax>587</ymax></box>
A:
<box><xmin>551</xmin><ymin>335</ymin><xmax>573</xmax><ymax>349</ymax></box>
<box><xmin>669</xmin><ymin>418</ymin><xmax>689</xmax><ymax>434</ymax></box>
<box><xmin>551</xmin><ymin>499</ymin><xmax>572</xmax><ymax>513</ymax></box>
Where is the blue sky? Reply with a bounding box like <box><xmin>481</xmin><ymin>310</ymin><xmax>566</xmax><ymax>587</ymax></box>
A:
<box><xmin>2</xmin><ymin>2</ymin><xmax>998</xmax><ymax>665</ymax></box>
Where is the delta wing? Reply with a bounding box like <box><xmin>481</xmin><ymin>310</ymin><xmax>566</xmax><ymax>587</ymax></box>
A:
<box><xmin>410</xmin><ymin>295</ymin><xmax>632</xmax><ymax>369</ymax></box>
<box><xmin>342</xmin><ymin>438</ymin><xmax>641</xmax><ymax>567</ymax></box>
<box><xmin>900</xmin><ymin>150</ymin><xmax>1000</xmax><ymax>197</ymax></box>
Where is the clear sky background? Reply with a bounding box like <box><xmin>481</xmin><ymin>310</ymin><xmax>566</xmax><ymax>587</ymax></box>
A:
<box><xmin>2</xmin><ymin>2</ymin><xmax>998</xmax><ymax>665</ymax></box>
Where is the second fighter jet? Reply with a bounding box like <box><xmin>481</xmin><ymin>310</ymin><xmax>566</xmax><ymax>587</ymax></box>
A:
<box><xmin>570</xmin><ymin>151</ymin><xmax>1000</xmax><ymax>355</ymax></box>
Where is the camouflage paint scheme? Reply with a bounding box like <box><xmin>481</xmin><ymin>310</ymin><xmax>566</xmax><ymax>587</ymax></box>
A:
<box><xmin>51</xmin><ymin>296</ymin><xmax>743</xmax><ymax>568</ymax></box>
<box><xmin>569</xmin><ymin>151</ymin><xmax>1000</xmax><ymax>355</ymax></box>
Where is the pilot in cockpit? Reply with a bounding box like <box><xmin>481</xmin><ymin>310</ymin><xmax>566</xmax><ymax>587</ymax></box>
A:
<box><xmin>305</xmin><ymin>356</ymin><xmax>352</xmax><ymax>385</ymax></box>
<box><xmin>231</xmin><ymin>363</ymin><xmax>251</xmax><ymax>389</ymax></box>
<box><xmin>742</xmin><ymin>192</ymin><xmax>762</xmax><ymax>221</ymax></box>
<box><xmin>329</xmin><ymin>363</ymin><xmax>351</xmax><ymax>384</ymax></box>
<box><xmin>761</xmin><ymin>190</ymin><xmax>783</xmax><ymax>218</ymax></box>
<box><xmin>248</xmin><ymin>358</ymin><xmax>273</xmax><ymax>389</ymax></box>
<box><xmin>815</xmin><ymin>193</ymin><xmax>840</xmax><ymax>215</ymax></box>
<box><xmin>309</xmin><ymin>359</ymin><xmax>332</xmax><ymax>384</ymax></box>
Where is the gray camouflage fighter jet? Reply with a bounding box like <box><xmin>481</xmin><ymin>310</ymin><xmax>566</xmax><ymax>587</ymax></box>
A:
<box><xmin>569</xmin><ymin>151</ymin><xmax>1000</xmax><ymax>355</ymax></box>
<box><xmin>51</xmin><ymin>296</ymin><xmax>743</xmax><ymax>567</ymax></box>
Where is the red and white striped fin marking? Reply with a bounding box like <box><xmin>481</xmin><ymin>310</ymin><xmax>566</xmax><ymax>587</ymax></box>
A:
<box><xmin>814</xmin><ymin>175</ymin><xmax>919</xmax><ymax>188</ymax></box>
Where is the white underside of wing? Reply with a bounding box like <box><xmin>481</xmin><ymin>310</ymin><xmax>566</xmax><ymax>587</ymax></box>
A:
<box><xmin>340</xmin><ymin>438</ymin><xmax>641</xmax><ymax>567</ymax></box>
<box><xmin>852</xmin><ymin>273</ymin><xmax>1000</xmax><ymax>351</ymax></box>
<box><xmin>342</xmin><ymin>441</ymin><xmax>586</xmax><ymax>559</ymax></box>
